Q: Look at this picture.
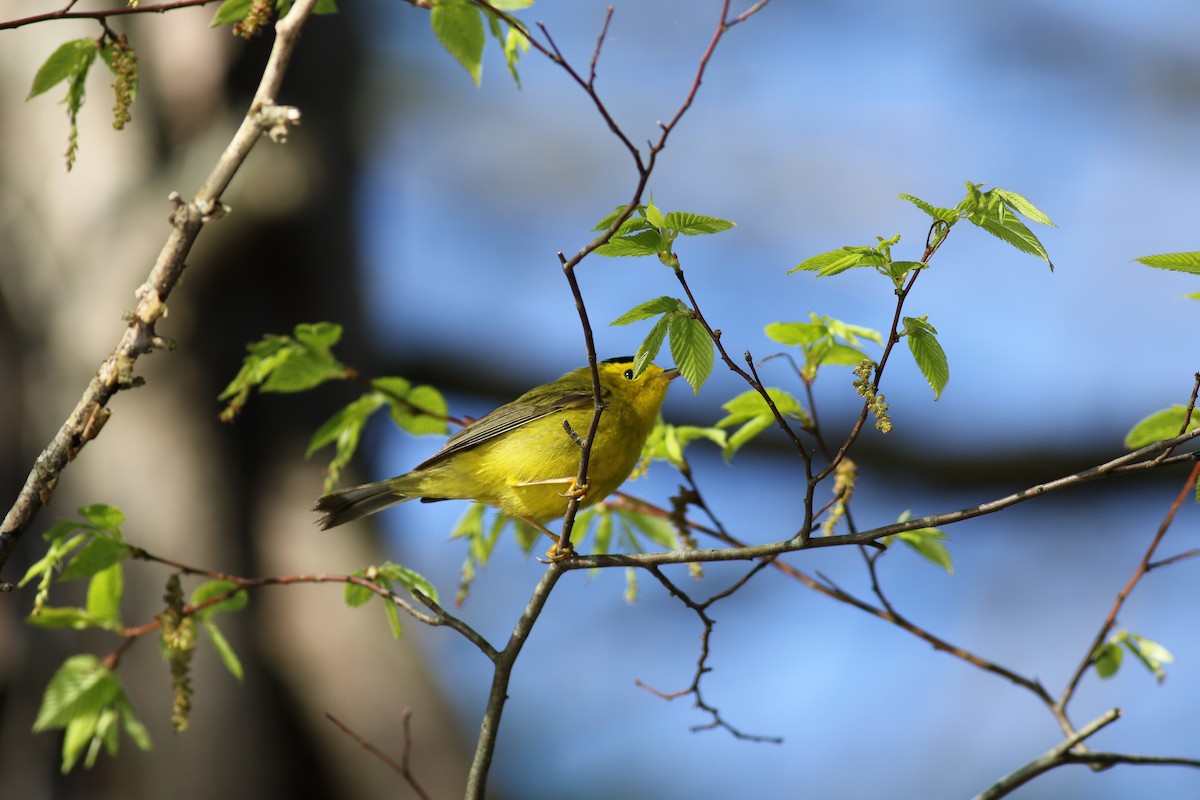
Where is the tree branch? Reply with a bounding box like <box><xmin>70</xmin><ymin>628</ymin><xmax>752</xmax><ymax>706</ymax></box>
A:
<box><xmin>0</xmin><ymin>0</ymin><xmax>318</xmax><ymax>584</ymax></box>
<box><xmin>0</xmin><ymin>0</ymin><xmax>220</xmax><ymax>31</ymax></box>
<box><xmin>972</xmin><ymin>708</ymin><xmax>1121</xmax><ymax>800</ymax></box>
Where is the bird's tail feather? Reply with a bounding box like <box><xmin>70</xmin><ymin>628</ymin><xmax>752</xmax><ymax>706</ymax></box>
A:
<box><xmin>313</xmin><ymin>479</ymin><xmax>410</xmax><ymax>530</ymax></box>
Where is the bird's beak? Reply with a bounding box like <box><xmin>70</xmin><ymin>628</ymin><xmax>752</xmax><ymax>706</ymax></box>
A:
<box><xmin>662</xmin><ymin>368</ymin><xmax>681</xmax><ymax>381</ymax></box>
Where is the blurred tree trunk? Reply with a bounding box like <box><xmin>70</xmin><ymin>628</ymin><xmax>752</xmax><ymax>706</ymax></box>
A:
<box><xmin>0</xmin><ymin>8</ymin><xmax>473</xmax><ymax>798</ymax></box>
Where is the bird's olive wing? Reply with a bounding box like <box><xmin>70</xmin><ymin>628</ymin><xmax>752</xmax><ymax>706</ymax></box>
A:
<box><xmin>414</xmin><ymin>391</ymin><xmax>594</xmax><ymax>469</ymax></box>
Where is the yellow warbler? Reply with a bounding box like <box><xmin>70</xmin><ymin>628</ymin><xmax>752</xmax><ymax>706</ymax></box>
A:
<box><xmin>314</xmin><ymin>358</ymin><xmax>679</xmax><ymax>557</ymax></box>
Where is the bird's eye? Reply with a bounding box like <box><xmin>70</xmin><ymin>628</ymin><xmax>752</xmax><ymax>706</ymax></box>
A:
<box><xmin>624</xmin><ymin>369</ymin><xmax>635</xmax><ymax>380</ymax></box>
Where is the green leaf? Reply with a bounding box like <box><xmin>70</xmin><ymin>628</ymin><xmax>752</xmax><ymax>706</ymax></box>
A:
<box><xmin>992</xmin><ymin>188</ymin><xmax>1056</xmax><ymax>227</ymax></box>
<box><xmin>1134</xmin><ymin>251</ymin><xmax>1200</xmax><ymax>276</ymax></box>
<box><xmin>644</xmin><ymin>201</ymin><xmax>666</xmax><ymax>229</ymax></box>
<box><xmin>85</xmin><ymin>563</ymin><xmax>123</xmax><ymax>629</ymax></box>
<box><xmin>715</xmin><ymin>388</ymin><xmax>808</xmax><ymax>460</ymax></box>
<box><xmin>202</xmin><ymin>619</ymin><xmax>244</xmax><ymax>682</ymax></box>
<box><xmin>431</xmin><ymin>1</ymin><xmax>485</xmax><ymax>86</ymax></box>
<box><xmin>574</xmin><ymin>507</ymin><xmax>602</xmax><ymax>556</ymax></box>
<box><xmin>191</xmin><ymin>580</ymin><xmax>248</xmax><ymax>617</ymax></box>
<box><xmin>632</xmin><ymin>315</ymin><xmax>672</xmax><ymax>379</ymax></box>
<box><xmin>664</xmin><ymin>212</ymin><xmax>736</xmax><ymax>236</ymax></box>
<box><xmin>593</xmin><ymin>205</ymin><xmax>650</xmax><ymax>233</ymax></box>
<box><xmin>307</xmin><ymin>394</ymin><xmax>386</xmax><ymax>458</ymax></box>
<box><xmin>898</xmin><ymin>193</ymin><xmax>959</xmax><ymax>224</ymax></box>
<box><xmin>960</xmin><ymin>185</ymin><xmax>1054</xmax><ymax>269</ymax></box>
<box><xmin>641</xmin><ymin>422</ymin><xmax>726</xmax><ymax>470</ymax></box>
<box><xmin>61</xmin><ymin>710</ymin><xmax>100</xmax><ymax>772</ymax></box>
<box><xmin>817</xmin><ymin>342</ymin><xmax>871</xmax><ymax>368</ymax></box>
<box><xmin>611</xmin><ymin>296</ymin><xmax>684</xmax><ymax>326</ymax></box>
<box><xmin>211</xmin><ymin>0</ymin><xmax>251</xmax><ymax>25</ymax></box>
<box><xmin>34</xmin><ymin>655</ymin><xmax>120</xmax><ymax>732</ymax></box>
<box><xmin>1093</xmin><ymin>640</ymin><xmax>1124</xmax><ymax>679</ymax></box>
<box><xmin>1126</xmin><ymin>634</ymin><xmax>1174</xmax><ymax>684</ymax></box>
<box><xmin>261</xmin><ymin>350</ymin><xmax>344</xmax><ymax>393</ymax></box>
<box><xmin>382</xmin><ymin>597</ymin><xmax>403</xmax><ymax>639</ymax></box>
<box><xmin>903</xmin><ymin>316</ymin><xmax>949</xmax><ymax>400</ymax></box>
<box><xmin>668</xmin><ymin>313</ymin><xmax>713</xmax><ymax>393</ymax></box>
<box><xmin>344</xmin><ymin>576</ymin><xmax>374</xmax><ymax>608</ymax></box>
<box><xmin>764</xmin><ymin>321</ymin><xmax>823</xmax><ymax>346</ymax></box>
<box><xmin>382</xmin><ymin>381</ymin><xmax>450</xmax><ymax>437</ymax></box>
<box><xmin>378</xmin><ymin>562</ymin><xmax>439</xmax><ymax>604</ymax></box>
<box><xmin>890</xmin><ymin>527</ymin><xmax>952</xmax><ymax>573</ymax></box>
<box><xmin>500</xmin><ymin>24</ymin><xmax>529</xmax><ymax>86</ymax></box>
<box><xmin>594</xmin><ymin>230</ymin><xmax>668</xmax><ymax>257</ymax></box>
<box><xmin>78</xmin><ymin>503</ymin><xmax>124</xmax><ymax>533</ymax></box>
<box><xmin>620</xmin><ymin>510</ymin><xmax>677</xmax><ymax>549</ymax></box>
<box><xmin>117</xmin><ymin>696</ymin><xmax>152</xmax><ymax>752</ymax></box>
<box><xmin>1124</xmin><ymin>405</ymin><xmax>1199</xmax><ymax>449</ymax></box>
<box><xmin>969</xmin><ymin>209</ymin><xmax>1053</xmax><ymax>269</ymax></box>
<box><xmin>28</xmin><ymin>40</ymin><xmax>97</xmax><ymax>99</ymax></box>
<box><xmin>293</xmin><ymin>321</ymin><xmax>343</xmax><ymax>350</ymax></box>
<box><xmin>59</xmin><ymin>538</ymin><xmax>130</xmax><ymax>582</ymax></box>
<box><xmin>790</xmin><ymin>248</ymin><xmax>887</xmax><ymax>277</ymax></box>
<box><xmin>26</xmin><ymin>606</ymin><xmax>99</xmax><ymax>630</ymax></box>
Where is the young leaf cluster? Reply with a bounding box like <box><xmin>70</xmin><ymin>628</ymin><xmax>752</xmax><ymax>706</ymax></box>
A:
<box><xmin>611</xmin><ymin>296</ymin><xmax>712</xmax><ymax>393</ymax></box>
<box><xmin>599</xmin><ymin>202</ymin><xmax>736</xmax><ymax>394</ymax></box>
<box><xmin>425</xmin><ymin>0</ymin><xmax>531</xmax><ymax>87</ymax></box>
<box><xmin>21</xmin><ymin>505</ymin><xmax>247</xmax><ymax>771</ymax></box>
<box><xmin>715</xmin><ymin>388</ymin><xmax>808</xmax><ymax>460</ymax></box>
<box><xmin>27</xmin><ymin>37</ymin><xmax>141</xmax><ymax>170</ymax></box>
<box><xmin>901</xmin><ymin>182</ymin><xmax>1056</xmax><ymax>269</ymax></box>
<box><xmin>1093</xmin><ymin>629</ymin><xmax>1175</xmax><ymax>684</ymax></box>
<box><xmin>33</xmin><ymin>654</ymin><xmax>150</xmax><ymax>773</ymax></box>
<box><xmin>791</xmin><ymin>185</ymin><xmax>1053</xmax><ymax>401</ymax></box>
<box><xmin>218</xmin><ymin>322</ymin><xmax>449</xmax><ymax>490</ymax></box>
<box><xmin>764</xmin><ymin>314</ymin><xmax>883</xmax><ymax>384</ymax></box>
<box><xmin>345</xmin><ymin>562</ymin><xmax>439</xmax><ymax>638</ymax></box>
<box><xmin>593</xmin><ymin>201</ymin><xmax>736</xmax><ymax>269</ymax></box>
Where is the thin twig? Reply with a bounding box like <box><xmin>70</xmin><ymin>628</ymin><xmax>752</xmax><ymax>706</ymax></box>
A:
<box><xmin>324</xmin><ymin>710</ymin><xmax>434</xmax><ymax>800</ymax></box>
<box><xmin>1056</xmin><ymin>459</ymin><xmax>1200</xmax><ymax>716</ymax></box>
<box><xmin>638</xmin><ymin>565</ymin><xmax>783</xmax><ymax>743</ymax></box>
<box><xmin>0</xmin><ymin>0</ymin><xmax>218</xmax><ymax>31</ymax></box>
<box><xmin>126</xmin><ymin>546</ymin><xmax>500</xmax><ymax>659</ymax></box>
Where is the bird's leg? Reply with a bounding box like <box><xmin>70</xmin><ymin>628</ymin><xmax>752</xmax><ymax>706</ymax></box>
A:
<box><xmin>510</xmin><ymin>476</ymin><xmax>590</xmax><ymax>502</ymax></box>
<box><xmin>518</xmin><ymin>516</ymin><xmax>578</xmax><ymax>563</ymax></box>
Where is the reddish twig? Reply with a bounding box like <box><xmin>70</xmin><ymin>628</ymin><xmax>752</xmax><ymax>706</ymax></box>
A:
<box><xmin>0</xmin><ymin>0</ymin><xmax>219</xmax><ymax>31</ymax></box>
<box><xmin>1056</xmin><ymin>459</ymin><xmax>1200</xmax><ymax>716</ymax></box>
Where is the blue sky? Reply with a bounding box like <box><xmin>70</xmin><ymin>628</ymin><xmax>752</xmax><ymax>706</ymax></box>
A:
<box><xmin>342</xmin><ymin>2</ymin><xmax>1200</xmax><ymax>797</ymax></box>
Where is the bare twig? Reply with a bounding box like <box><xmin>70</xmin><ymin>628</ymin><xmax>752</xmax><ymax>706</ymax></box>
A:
<box><xmin>325</xmin><ymin>710</ymin><xmax>433</xmax><ymax>800</ymax></box>
<box><xmin>0</xmin><ymin>0</ymin><xmax>319</xmax><ymax>584</ymax></box>
<box><xmin>0</xmin><ymin>0</ymin><xmax>218</xmax><ymax>31</ymax></box>
<box><xmin>1153</xmin><ymin>371</ymin><xmax>1200</xmax><ymax>464</ymax></box>
<box><xmin>638</xmin><ymin>564</ymin><xmax>782</xmax><ymax>743</ymax></box>
<box><xmin>1056</xmin><ymin>459</ymin><xmax>1200</xmax><ymax>716</ymax></box>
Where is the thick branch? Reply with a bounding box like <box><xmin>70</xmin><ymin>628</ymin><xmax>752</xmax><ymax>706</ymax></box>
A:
<box><xmin>973</xmin><ymin>709</ymin><xmax>1121</xmax><ymax>800</ymax></box>
<box><xmin>0</xmin><ymin>0</ymin><xmax>317</xmax><ymax>583</ymax></box>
